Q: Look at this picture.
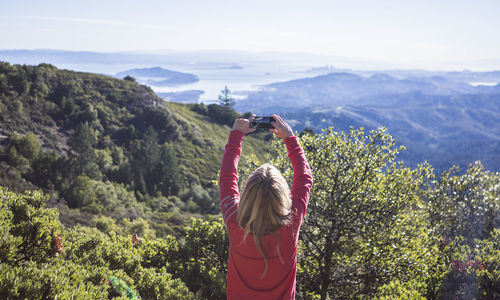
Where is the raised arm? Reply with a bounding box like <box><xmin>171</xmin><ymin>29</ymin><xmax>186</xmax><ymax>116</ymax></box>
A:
<box><xmin>219</xmin><ymin>117</ymin><xmax>255</xmax><ymax>225</ymax></box>
<box><xmin>270</xmin><ymin>115</ymin><xmax>313</xmax><ymax>220</ymax></box>
<box><xmin>285</xmin><ymin>136</ymin><xmax>313</xmax><ymax>219</ymax></box>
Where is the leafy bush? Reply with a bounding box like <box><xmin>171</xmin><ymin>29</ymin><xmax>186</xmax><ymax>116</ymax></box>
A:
<box><xmin>178</xmin><ymin>217</ymin><xmax>229</xmax><ymax>299</ymax></box>
<box><xmin>439</xmin><ymin>230</ymin><xmax>500</xmax><ymax>299</ymax></box>
<box><xmin>0</xmin><ymin>260</ymin><xmax>109</xmax><ymax>299</ymax></box>
<box><xmin>0</xmin><ymin>187</ymin><xmax>62</xmax><ymax>264</ymax></box>
<box><xmin>8</xmin><ymin>132</ymin><xmax>41</xmax><ymax>162</ymax></box>
<box><xmin>0</xmin><ymin>187</ymin><xmax>196</xmax><ymax>299</ymax></box>
<box><xmin>425</xmin><ymin>162</ymin><xmax>499</xmax><ymax>245</ymax></box>
<box><xmin>374</xmin><ymin>280</ymin><xmax>426</xmax><ymax>299</ymax></box>
<box><xmin>190</xmin><ymin>103</ymin><xmax>208</xmax><ymax>115</ymax></box>
<box><xmin>180</xmin><ymin>184</ymin><xmax>217</xmax><ymax>214</ymax></box>
<box><xmin>66</xmin><ymin>175</ymin><xmax>95</xmax><ymax>208</ymax></box>
<box><xmin>134</xmin><ymin>267</ymin><xmax>194</xmax><ymax>300</ymax></box>
<box><xmin>207</xmin><ymin>104</ymin><xmax>239</xmax><ymax>126</ymax></box>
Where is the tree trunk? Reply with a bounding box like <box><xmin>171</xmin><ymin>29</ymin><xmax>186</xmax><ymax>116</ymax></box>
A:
<box><xmin>320</xmin><ymin>240</ymin><xmax>333</xmax><ymax>300</ymax></box>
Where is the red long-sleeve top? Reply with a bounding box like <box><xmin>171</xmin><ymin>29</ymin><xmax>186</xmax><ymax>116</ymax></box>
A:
<box><xmin>219</xmin><ymin>130</ymin><xmax>313</xmax><ymax>300</ymax></box>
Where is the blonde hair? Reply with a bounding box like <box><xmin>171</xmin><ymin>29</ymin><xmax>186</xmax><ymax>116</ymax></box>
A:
<box><xmin>236</xmin><ymin>163</ymin><xmax>292</xmax><ymax>278</ymax></box>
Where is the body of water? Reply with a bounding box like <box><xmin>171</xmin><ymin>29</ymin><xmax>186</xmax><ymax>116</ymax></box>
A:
<box><xmin>56</xmin><ymin>62</ymin><xmax>315</xmax><ymax>102</ymax></box>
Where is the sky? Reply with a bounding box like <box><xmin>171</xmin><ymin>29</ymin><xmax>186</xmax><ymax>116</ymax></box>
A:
<box><xmin>2</xmin><ymin>0</ymin><xmax>500</xmax><ymax>69</ymax></box>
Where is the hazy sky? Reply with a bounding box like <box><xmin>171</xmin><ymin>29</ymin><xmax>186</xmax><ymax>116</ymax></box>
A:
<box><xmin>2</xmin><ymin>0</ymin><xmax>500</xmax><ymax>69</ymax></box>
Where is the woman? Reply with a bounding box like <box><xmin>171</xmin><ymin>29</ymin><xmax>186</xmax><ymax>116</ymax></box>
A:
<box><xmin>219</xmin><ymin>114</ymin><xmax>313</xmax><ymax>299</ymax></box>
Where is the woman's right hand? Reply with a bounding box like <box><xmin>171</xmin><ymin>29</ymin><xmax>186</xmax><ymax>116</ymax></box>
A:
<box><xmin>270</xmin><ymin>114</ymin><xmax>294</xmax><ymax>139</ymax></box>
<box><xmin>233</xmin><ymin>115</ymin><xmax>256</xmax><ymax>134</ymax></box>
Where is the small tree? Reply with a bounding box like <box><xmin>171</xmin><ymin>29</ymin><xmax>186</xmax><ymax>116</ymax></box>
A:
<box><xmin>69</xmin><ymin>122</ymin><xmax>100</xmax><ymax>179</ymax></box>
<box><xmin>271</xmin><ymin>127</ymin><xmax>436</xmax><ymax>299</ymax></box>
<box><xmin>218</xmin><ymin>86</ymin><xmax>234</xmax><ymax>108</ymax></box>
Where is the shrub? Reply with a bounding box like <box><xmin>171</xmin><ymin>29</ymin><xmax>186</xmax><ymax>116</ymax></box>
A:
<box><xmin>0</xmin><ymin>260</ymin><xmax>109</xmax><ymax>299</ymax></box>
<box><xmin>439</xmin><ymin>229</ymin><xmax>500</xmax><ymax>299</ymax></box>
<box><xmin>12</xmin><ymin>99</ymin><xmax>23</xmax><ymax>114</ymax></box>
<box><xmin>9</xmin><ymin>132</ymin><xmax>41</xmax><ymax>162</ymax></box>
<box><xmin>179</xmin><ymin>217</ymin><xmax>229</xmax><ymax>299</ymax></box>
<box><xmin>374</xmin><ymin>280</ymin><xmax>426</xmax><ymax>299</ymax></box>
<box><xmin>66</xmin><ymin>175</ymin><xmax>95</xmax><ymax>208</ymax></box>
<box><xmin>425</xmin><ymin>162</ymin><xmax>500</xmax><ymax>245</ymax></box>
<box><xmin>207</xmin><ymin>104</ymin><xmax>239</xmax><ymax>126</ymax></box>
<box><xmin>0</xmin><ymin>187</ymin><xmax>62</xmax><ymax>264</ymax></box>
<box><xmin>134</xmin><ymin>266</ymin><xmax>194</xmax><ymax>300</ymax></box>
<box><xmin>191</xmin><ymin>103</ymin><xmax>208</xmax><ymax>115</ymax></box>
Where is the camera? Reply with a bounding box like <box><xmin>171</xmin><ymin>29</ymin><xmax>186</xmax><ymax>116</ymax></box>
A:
<box><xmin>250</xmin><ymin>116</ymin><xmax>275</xmax><ymax>129</ymax></box>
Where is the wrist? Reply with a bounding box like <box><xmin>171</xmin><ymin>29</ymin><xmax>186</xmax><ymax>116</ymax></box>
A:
<box><xmin>229</xmin><ymin>130</ymin><xmax>245</xmax><ymax>143</ymax></box>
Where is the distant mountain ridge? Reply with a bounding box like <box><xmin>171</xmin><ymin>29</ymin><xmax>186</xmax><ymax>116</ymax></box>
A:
<box><xmin>236</xmin><ymin>72</ymin><xmax>500</xmax><ymax>172</ymax></box>
<box><xmin>236</xmin><ymin>72</ymin><xmax>493</xmax><ymax>112</ymax></box>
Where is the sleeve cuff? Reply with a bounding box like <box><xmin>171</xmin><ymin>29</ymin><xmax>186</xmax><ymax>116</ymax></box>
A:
<box><xmin>228</xmin><ymin>130</ymin><xmax>245</xmax><ymax>145</ymax></box>
<box><xmin>284</xmin><ymin>136</ymin><xmax>300</xmax><ymax>152</ymax></box>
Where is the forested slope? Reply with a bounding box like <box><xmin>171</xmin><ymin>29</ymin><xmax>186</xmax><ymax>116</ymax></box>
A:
<box><xmin>0</xmin><ymin>62</ymin><xmax>273</xmax><ymax>235</ymax></box>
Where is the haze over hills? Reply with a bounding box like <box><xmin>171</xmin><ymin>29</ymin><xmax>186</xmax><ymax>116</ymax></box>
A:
<box><xmin>236</xmin><ymin>72</ymin><xmax>500</xmax><ymax>110</ymax></box>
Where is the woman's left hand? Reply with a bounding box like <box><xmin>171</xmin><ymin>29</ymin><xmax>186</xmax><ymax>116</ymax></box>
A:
<box><xmin>233</xmin><ymin>115</ymin><xmax>256</xmax><ymax>134</ymax></box>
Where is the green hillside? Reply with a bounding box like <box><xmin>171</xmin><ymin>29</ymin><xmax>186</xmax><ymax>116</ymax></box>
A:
<box><xmin>0</xmin><ymin>62</ymin><xmax>274</xmax><ymax>235</ymax></box>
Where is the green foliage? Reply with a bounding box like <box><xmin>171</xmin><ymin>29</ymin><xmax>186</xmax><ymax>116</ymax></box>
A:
<box><xmin>190</xmin><ymin>103</ymin><xmax>208</xmax><ymax>115</ymax></box>
<box><xmin>109</xmin><ymin>275</ymin><xmax>138</xmax><ymax>299</ymax></box>
<box><xmin>425</xmin><ymin>162</ymin><xmax>499</xmax><ymax>245</ymax></box>
<box><xmin>207</xmin><ymin>104</ymin><xmax>240</xmax><ymax>126</ymax></box>
<box><xmin>122</xmin><ymin>218</ymin><xmax>156</xmax><ymax>238</ymax></box>
<box><xmin>178</xmin><ymin>217</ymin><xmax>229</xmax><ymax>299</ymax></box>
<box><xmin>69</xmin><ymin>122</ymin><xmax>101</xmax><ymax>179</ymax></box>
<box><xmin>374</xmin><ymin>280</ymin><xmax>426</xmax><ymax>299</ymax></box>
<box><xmin>95</xmin><ymin>147</ymin><xmax>114</xmax><ymax>175</ymax></box>
<box><xmin>66</xmin><ymin>175</ymin><xmax>95</xmax><ymax>208</ymax></box>
<box><xmin>0</xmin><ymin>187</ymin><xmax>62</xmax><ymax>264</ymax></box>
<box><xmin>180</xmin><ymin>184</ymin><xmax>217</xmax><ymax>214</ymax></box>
<box><xmin>0</xmin><ymin>260</ymin><xmax>109</xmax><ymax>299</ymax></box>
<box><xmin>7</xmin><ymin>146</ymin><xmax>29</xmax><ymax>170</ymax></box>
<box><xmin>437</xmin><ymin>229</ymin><xmax>500</xmax><ymax>299</ymax></box>
<box><xmin>12</xmin><ymin>99</ymin><xmax>23</xmax><ymax>114</ymax></box>
<box><xmin>1</xmin><ymin>129</ymin><xmax>499</xmax><ymax>299</ymax></box>
<box><xmin>134</xmin><ymin>267</ymin><xmax>194</xmax><ymax>300</ymax></box>
<box><xmin>1</xmin><ymin>62</ymin><xmax>274</xmax><ymax>236</ymax></box>
<box><xmin>422</xmin><ymin>162</ymin><xmax>500</xmax><ymax>298</ymax></box>
<box><xmin>7</xmin><ymin>132</ymin><xmax>42</xmax><ymax>171</ymax></box>
<box><xmin>123</xmin><ymin>75</ymin><xmax>136</xmax><ymax>82</ymax></box>
<box><xmin>80</xmin><ymin>103</ymin><xmax>98</xmax><ymax>123</ymax></box>
<box><xmin>128</xmin><ymin>126</ymin><xmax>181</xmax><ymax>196</ymax></box>
<box><xmin>270</xmin><ymin>127</ymin><xmax>434</xmax><ymax>298</ymax></box>
<box><xmin>0</xmin><ymin>188</ymin><xmax>194</xmax><ymax>299</ymax></box>
<box><xmin>90</xmin><ymin>180</ymin><xmax>145</xmax><ymax>218</ymax></box>
<box><xmin>139</xmin><ymin>235</ymin><xmax>180</xmax><ymax>270</ymax></box>
<box><xmin>132</xmin><ymin>106</ymin><xmax>181</xmax><ymax>142</ymax></box>
<box><xmin>0</xmin><ymin>188</ymin><xmax>196</xmax><ymax>298</ymax></box>
<box><xmin>476</xmin><ymin>229</ymin><xmax>500</xmax><ymax>298</ymax></box>
<box><xmin>30</xmin><ymin>150</ymin><xmax>61</xmax><ymax>189</ymax></box>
